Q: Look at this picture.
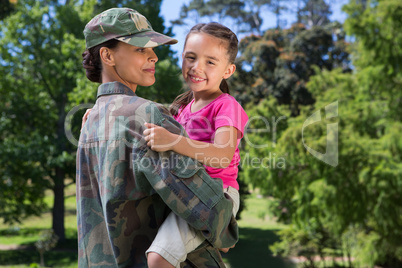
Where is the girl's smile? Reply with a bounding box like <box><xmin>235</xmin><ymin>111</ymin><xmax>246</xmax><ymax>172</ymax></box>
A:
<box><xmin>189</xmin><ymin>74</ymin><xmax>206</xmax><ymax>83</ymax></box>
<box><xmin>182</xmin><ymin>32</ymin><xmax>235</xmax><ymax>100</ymax></box>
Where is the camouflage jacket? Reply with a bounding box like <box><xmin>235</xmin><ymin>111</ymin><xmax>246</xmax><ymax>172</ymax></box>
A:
<box><xmin>76</xmin><ymin>82</ymin><xmax>238</xmax><ymax>267</ymax></box>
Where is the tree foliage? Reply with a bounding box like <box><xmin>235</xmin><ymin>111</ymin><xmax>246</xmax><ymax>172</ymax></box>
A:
<box><xmin>231</xmin><ymin>22</ymin><xmax>350</xmax><ymax>116</ymax></box>
<box><xmin>299</xmin><ymin>0</ymin><xmax>332</xmax><ymax>27</ymax></box>
<box><xmin>172</xmin><ymin>0</ymin><xmax>335</xmax><ymax>33</ymax></box>
<box><xmin>343</xmin><ymin>0</ymin><xmax>402</xmax><ymax>120</ymax></box>
<box><xmin>0</xmin><ymin>1</ymin><xmax>87</xmax><ymax>240</ymax></box>
<box><xmin>172</xmin><ymin>0</ymin><xmax>269</xmax><ymax>34</ymax></box>
<box><xmin>241</xmin><ymin>0</ymin><xmax>401</xmax><ymax>265</ymax></box>
<box><xmin>0</xmin><ymin>0</ymin><xmax>181</xmax><ymax>242</ymax></box>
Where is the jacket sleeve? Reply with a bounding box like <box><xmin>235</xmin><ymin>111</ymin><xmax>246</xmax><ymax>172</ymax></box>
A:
<box><xmin>132</xmin><ymin>102</ymin><xmax>239</xmax><ymax>248</ymax></box>
<box><xmin>184</xmin><ymin>241</ymin><xmax>227</xmax><ymax>267</ymax></box>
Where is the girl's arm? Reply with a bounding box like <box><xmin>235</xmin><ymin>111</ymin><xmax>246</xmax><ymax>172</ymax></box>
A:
<box><xmin>143</xmin><ymin>123</ymin><xmax>238</xmax><ymax>169</ymax></box>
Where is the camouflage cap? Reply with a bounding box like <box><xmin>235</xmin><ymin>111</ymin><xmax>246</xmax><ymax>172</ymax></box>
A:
<box><xmin>84</xmin><ymin>8</ymin><xmax>178</xmax><ymax>49</ymax></box>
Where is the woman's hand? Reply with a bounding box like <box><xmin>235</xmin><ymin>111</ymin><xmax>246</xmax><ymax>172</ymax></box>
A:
<box><xmin>81</xmin><ymin>108</ymin><xmax>92</xmax><ymax>130</ymax></box>
<box><xmin>143</xmin><ymin>123</ymin><xmax>180</xmax><ymax>152</ymax></box>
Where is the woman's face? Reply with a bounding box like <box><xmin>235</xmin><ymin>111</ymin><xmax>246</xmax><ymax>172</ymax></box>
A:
<box><xmin>109</xmin><ymin>42</ymin><xmax>159</xmax><ymax>89</ymax></box>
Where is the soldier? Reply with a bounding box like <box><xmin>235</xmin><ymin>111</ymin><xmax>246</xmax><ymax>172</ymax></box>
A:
<box><xmin>77</xmin><ymin>7</ymin><xmax>238</xmax><ymax>267</ymax></box>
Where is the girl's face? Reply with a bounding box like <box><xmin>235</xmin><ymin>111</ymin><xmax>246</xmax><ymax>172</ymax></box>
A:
<box><xmin>108</xmin><ymin>42</ymin><xmax>158</xmax><ymax>89</ymax></box>
<box><xmin>182</xmin><ymin>32</ymin><xmax>235</xmax><ymax>98</ymax></box>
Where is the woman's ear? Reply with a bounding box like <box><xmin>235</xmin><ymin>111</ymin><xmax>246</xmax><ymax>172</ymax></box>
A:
<box><xmin>100</xmin><ymin>47</ymin><xmax>115</xmax><ymax>66</ymax></box>
<box><xmin>223</xmin><ymin>63</ymin><xmax>236</xmax><ymax>79</ymax></box>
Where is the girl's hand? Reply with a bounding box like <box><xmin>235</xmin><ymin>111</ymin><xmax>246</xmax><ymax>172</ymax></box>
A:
<box><xmin>143</xmin><ymin>123</ymin><xmax>179</xmax><ymax>152</ymax></box>
<box><xmin>81</xmin><ymin>108</ymin><xmax>92</xmax><ymax>130</ymax></box>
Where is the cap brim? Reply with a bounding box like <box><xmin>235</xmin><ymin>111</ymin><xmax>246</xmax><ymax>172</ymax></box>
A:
<box><xmin>115</xmin><ymin>31</ymin><xmax>178</xmax><ymax>48</ymax></box>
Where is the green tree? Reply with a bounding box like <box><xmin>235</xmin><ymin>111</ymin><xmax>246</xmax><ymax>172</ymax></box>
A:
<box><xmin>242</xmin><ymin>0</ymin><xmax>401</xmax><ymax>265</ymax></box>
<box><xmin>343</xmin><ymin>0</ymin><xmax>402</xmax><ymax>120</ymax></box>
<box><xmin>0</xmin><ymin>0</ymin><xmax>181</xmax><ymax>242</ymax></box>
<box><xmin>172</xmin><ymin>0</ymin><xmax>269</xmax><ymax>34</ymax></box>
<box><xmin>0</xmin><ymin>0</ymin><xmax>88</xmax><ymax>242</ymax></box>
<box><xmin>299</xmin><ymin>0</ymin><xmax>332</xmax><ymax>27</ymax></box>
<box><xmin>232</xmin><ymin>22</ymin><xmax>350</xmax><ymax>116</ymax></box>
<box><xmin>270</xmin><ymin>0</ymin><xmax>290</xmax><ymax>28</ymax></box>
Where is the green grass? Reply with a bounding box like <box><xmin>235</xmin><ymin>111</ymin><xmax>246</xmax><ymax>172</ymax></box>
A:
<box><xmin>0</xmin><ymin>182</ymin><xmax>78</xmax><ymax>268</ymax></box>
<box><xmin>222</xmin><ymin>194</ymin><xmax>296</xmax><ymax>268</ymax></box>
<box><xmin>0</xmin><ymin>187</ymin><xmax>296</xmax><ymax>268</ymax></box>
<box><xmin>0</xmin><ymin>250</ymin><xmax>77</xmax><ymax>268</ymax></box>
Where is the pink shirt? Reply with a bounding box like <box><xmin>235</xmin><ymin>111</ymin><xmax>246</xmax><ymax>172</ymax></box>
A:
<box><xmin>174</xmin><ymin>93</ymin><xmax>248</xmax><ymax>190</ymax></box>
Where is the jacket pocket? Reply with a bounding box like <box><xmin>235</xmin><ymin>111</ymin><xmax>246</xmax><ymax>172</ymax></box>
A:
<box><xmin>170</xmin><ymin>155</ymin><xmax>222</xmax><ymax>209</ymax></box>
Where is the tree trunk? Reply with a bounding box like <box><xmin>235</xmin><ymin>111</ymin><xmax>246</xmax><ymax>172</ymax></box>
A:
<box><xmin>52</xmin><ymin>167</ymin><xmax>65</xmax><ymax>242</ymax></box>
<box><xmin>39</xmin><ymin>251</ymin><xmax>45</xmax><ymax>267</ymax></box>
<box><xmin>52</xmin><ymin>95</ymin><xmax>67</xmax><ymax>242</ymax></box>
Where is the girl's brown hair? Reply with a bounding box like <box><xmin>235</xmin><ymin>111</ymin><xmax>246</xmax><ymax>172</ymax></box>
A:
<box><xmin>170</xmin><ymin>22</ymin><xmax>239</xmax><ymax>115</ymax></box>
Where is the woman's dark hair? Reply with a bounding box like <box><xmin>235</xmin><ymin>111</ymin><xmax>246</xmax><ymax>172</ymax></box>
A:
<box><xmin>170</xmin><ymin>22</ymin><xmax>239</xmax><ymax>115</ymax></box>
<box><xmin>82</xmin><ymin>39</ymin><xmax>120</xmax><ymax>83</ymax></box>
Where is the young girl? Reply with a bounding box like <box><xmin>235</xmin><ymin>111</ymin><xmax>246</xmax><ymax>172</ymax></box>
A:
<box><xmin>144</xmin><ymin>22</ymin><xmax>248</xmax><ymax>268</ymax></box>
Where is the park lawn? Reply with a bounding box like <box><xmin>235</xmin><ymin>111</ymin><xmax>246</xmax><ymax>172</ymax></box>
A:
<box><xmin>0</xmin><ymin>180</ymin><xmax>77</xmax><ymax>246</ymax></box>
<box><xmin>0</xmin><ymin>185</ymin><xmax>295</xmax><ymax>268</ymax></box>
<box><xmin>222</xmin><ymin>194</ymin><xmax>296</xmax><ymax>268</ymax></box>
<box><xmin>0</xmin><ymin>180</ymin><xmax>78</xmax><ymax>267</ymax></box>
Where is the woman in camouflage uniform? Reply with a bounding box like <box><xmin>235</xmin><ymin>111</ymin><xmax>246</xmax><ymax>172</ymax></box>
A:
<box><xmin>77</xmin><ymin>7</ymin><xmax>238</xmax><ymax>268</ymax></box>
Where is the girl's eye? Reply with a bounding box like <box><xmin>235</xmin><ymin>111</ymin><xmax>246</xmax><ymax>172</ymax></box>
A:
<box><xmin>137</xmin><ymin>48</ymin><xmax>146</xmax><ymax>53</ymax></box>
<box><xmin>208</xmin><ymin>61</ymin><xmax>215</xmax><ymax>65</ymax></box>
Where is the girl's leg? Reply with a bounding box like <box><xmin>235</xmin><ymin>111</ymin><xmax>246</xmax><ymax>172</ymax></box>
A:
<box><xmin>146</xmin><ymin>212</ymin><xmax>201</xmax><ymax>268</ymax></box>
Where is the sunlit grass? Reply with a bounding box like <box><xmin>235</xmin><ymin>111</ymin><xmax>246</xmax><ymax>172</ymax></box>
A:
<box><xmin>0</xmin><ymin>181</ymin><xmax>77</xmax><ymax>247</ymax></box>
<box><xmin>222</xmin><ymin>193</ymin><xmax>295</xmax><ymax>268</ymax></box>
<box><xmin>0</xmin><ymin>181</ymin><xmax>78</xmax><ymax>267</ymax></box>
<box><xmin>0</xmin><ymin>186</ymin><xmax>295</xmax><ymax>268</ymax></box>
<box><xmin>237</xmin><ymin>193</ymin><xmax>286</xmax><ymax>230</ymax></box>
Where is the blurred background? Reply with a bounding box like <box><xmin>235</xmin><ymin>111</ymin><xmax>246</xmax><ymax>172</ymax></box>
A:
<box><xmin>0</xmin><ymin>0</ymin><xmax>401</xmax><ymax>267</ymax></box>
